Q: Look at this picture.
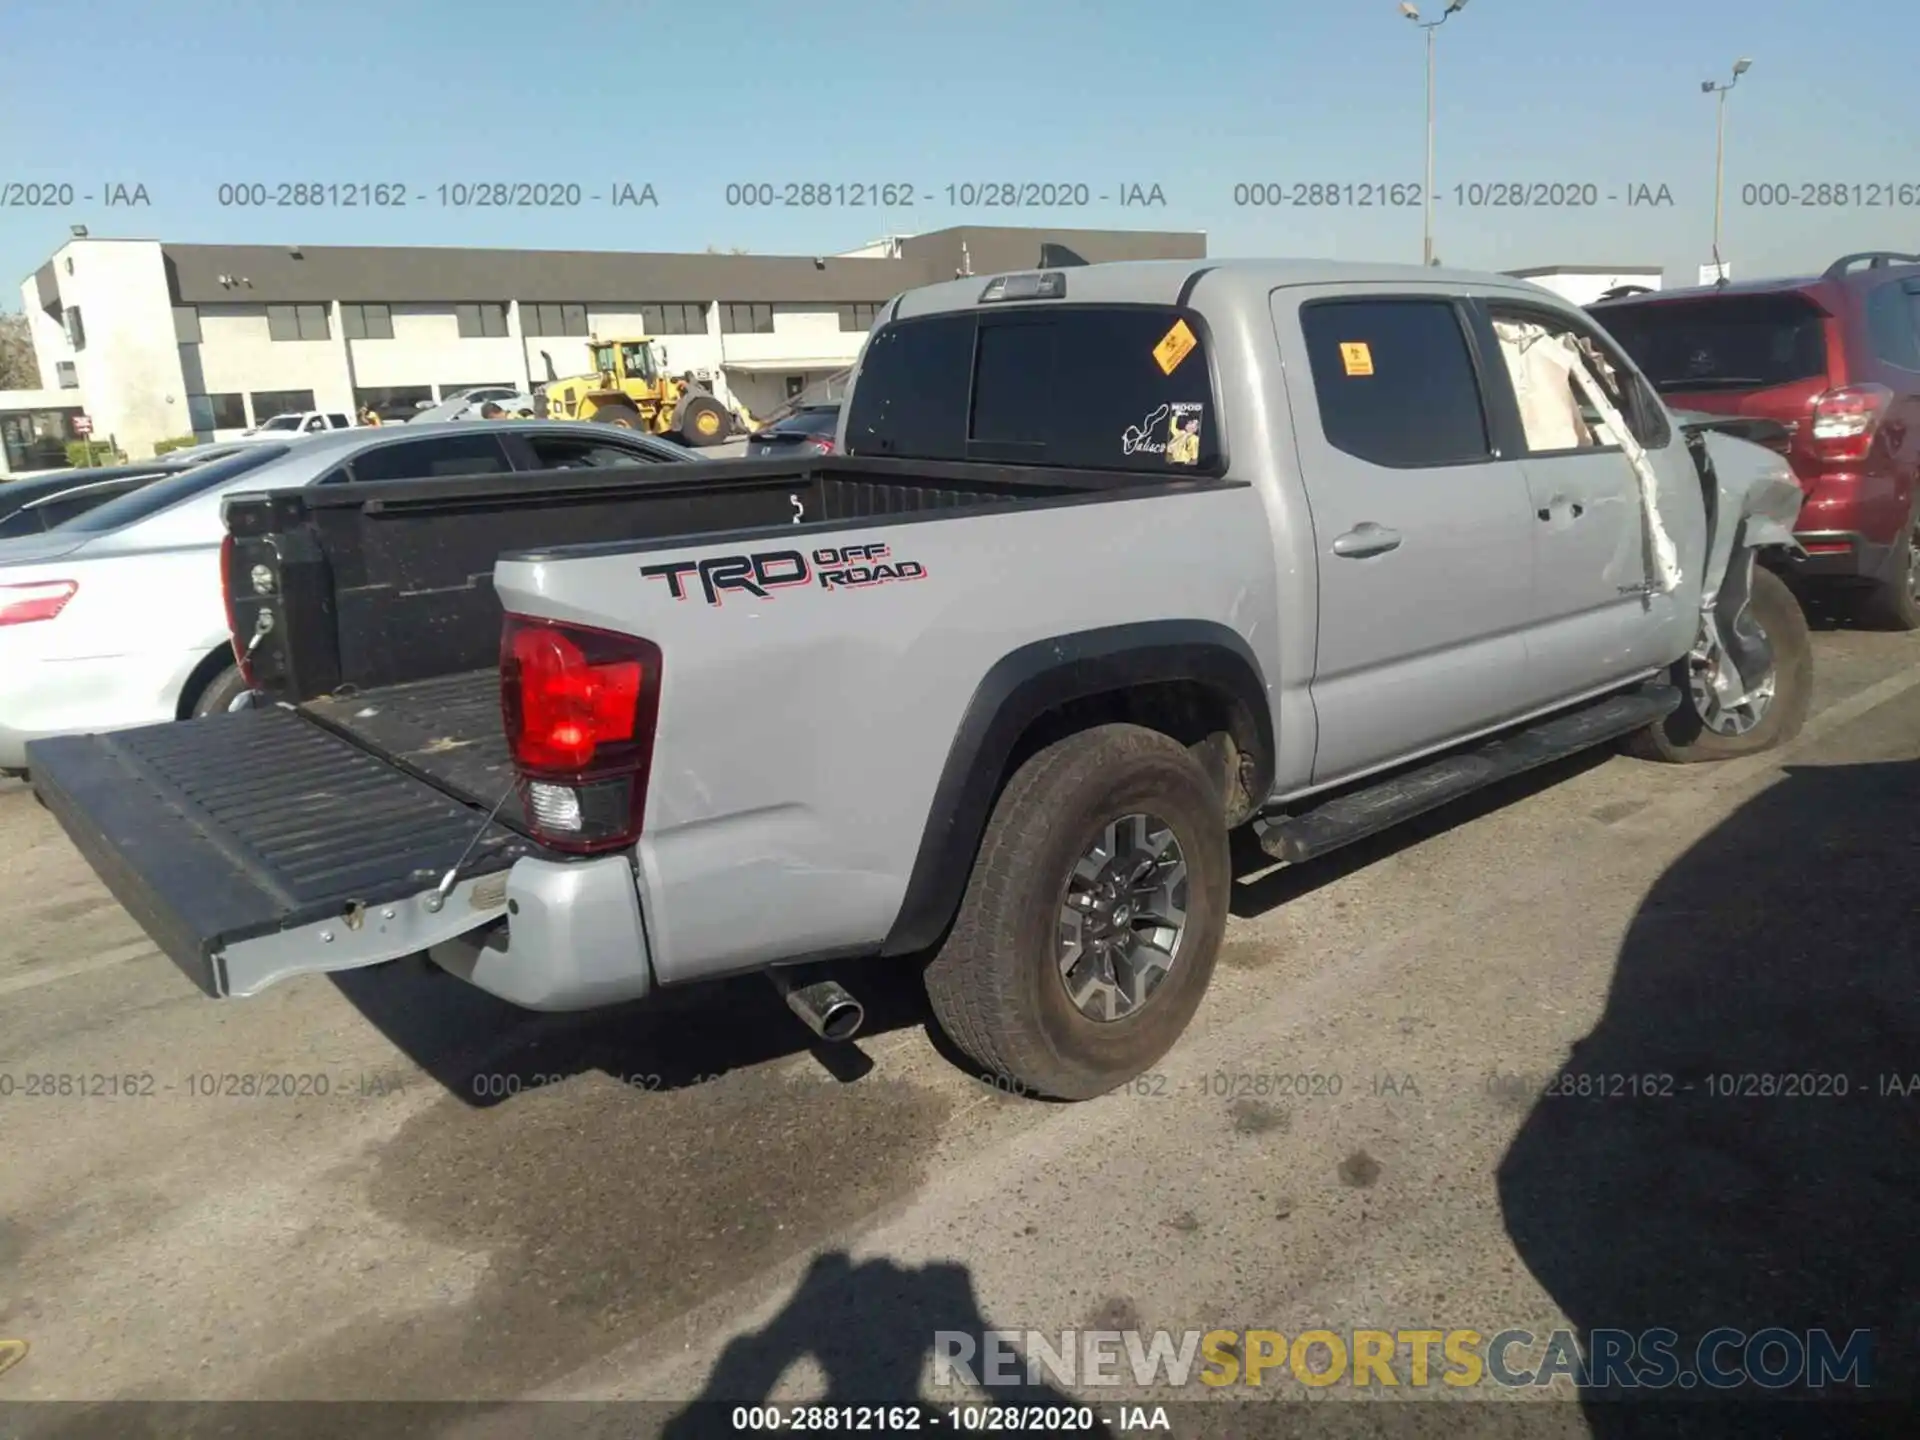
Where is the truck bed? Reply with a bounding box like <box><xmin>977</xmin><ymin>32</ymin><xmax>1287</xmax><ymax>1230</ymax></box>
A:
<box><xmin>302</xmin><ymin>669</ymin><xmax>510</xmax><ymax>814</ymax></box>
<box><xmin>224</xmin><ymin>455</ymin><xmax>1221</xmax><ymax>706</ymax></box>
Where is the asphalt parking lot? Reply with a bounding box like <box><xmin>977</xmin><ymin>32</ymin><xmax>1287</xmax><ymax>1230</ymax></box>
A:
<box><xmin>2</xmin><ymin>611</ymin><xmax>1917</xmax><ymax>1433</ymax></box>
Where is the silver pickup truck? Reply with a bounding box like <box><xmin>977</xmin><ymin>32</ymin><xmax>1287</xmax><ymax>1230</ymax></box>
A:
<box><xmin>27</xmin><ymin>258</ymin><xmax>1811</xmax><ymax>1100</ymax></box>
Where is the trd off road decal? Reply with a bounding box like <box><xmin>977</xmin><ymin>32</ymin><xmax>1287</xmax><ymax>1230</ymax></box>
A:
<box><xmin>641</xmin><ymin>541</ymin><xmax>928</xmax><ymax>607</ymax></box>
<box><xmin>1121</xmin><ymin>403</ymin><xmax>1204</xmax><ymax>464</ymax></box>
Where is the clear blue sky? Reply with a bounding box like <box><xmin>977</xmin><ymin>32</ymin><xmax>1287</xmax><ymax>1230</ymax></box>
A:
<box><xmin>2</xmin><ymin>0</ymin><xmax>1911</xmax><ymax>295</ymax></box>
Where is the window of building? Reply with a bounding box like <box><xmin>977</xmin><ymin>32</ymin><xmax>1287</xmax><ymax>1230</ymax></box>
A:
<box><xmin>843</xmin><ymin>306</ymin><xmax>1221</xmax><ymax>473</ymax></box>
<box><xmin>521</xmin><ymin>303</ymin><xmax>589</xmax><ymax>338</ymax></box>
<box><xmin>349</xmin><ymin>433</ymin><xmax>513</xmax><ymax>483</ymax></box>
<box><xmin>1299</xmin><ymin>299</ymin><xmax>1491</xmax><ymax>468</ymax></box>
<box><xmin>250</xmin><ymin>389</ymin><xmax>317</xmax><ymax>424</ymax></box>
<box><xmin>65</xmin><ymin>307</ymin><xmax>86</xmax><ymax>351</ymax></box>
<box><xmin>173</xmin><ymin>306</ymin><xmax>201</xmax><ymax>345</ymax></box>
<box><xmin>720</xmin><ymin>302</ymin><xmax>774</xmax><ymax>334</ymax></box>
<box><xmin>838</xmin><ymin>302</ymin><xmax>883</xmax><ymax>333</ymax></box>
<box><xmin>188</xmin><ymin>393</ymin><xmax>247</xmax><ymax>430</ymax></box>
<box><xmin>354</xmin><ymin>385</ymin><xmax>435</xmax><ymax>420</ymax></box>
<box><xmin>267</xmin><ymin>303</ymin><xmax>331</xmax><ymax>342</ymax></box>
<box><xmin>55</xmin><ymin>361</ymin><xmax>78</xmax><ymax>389</ymax></box>
<box><xmin>341</xmin><ymin>303</ymin><xmax>395</xmax><ymax>341</ymax></box>
<box><xmin>640</xmin><ymin>302</ymin><xmax>706</xmax><ymax>336</ymax></box>
<box><xmin>455</xmin><ymin>303</ymin><xmax>510</xmax><ymax>338</ymax></box>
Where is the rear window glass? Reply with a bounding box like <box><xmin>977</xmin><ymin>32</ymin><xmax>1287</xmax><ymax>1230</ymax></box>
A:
<box><xmin>1597</xmin><ymin>294</ymin><xmax>1829</xmax><ymax>392</ymax></box>
<box><xmin>844</xmin><ymin>306</ymin><xmax>1221</xmax><ymax>474</ymax></box>
<box><xmin>350</xmin><ymin>434</ymin><xmax>512</xmax><ymax>482</ymax></box>
<box><xmin>763</xmin><ymin>407</ymin><xmax>840</xmax><ymax>436</ymax></box>
<box><xmin>55</xmin><ymin>446</ymin><xmax>292</xmax><ymax>532</ymax></box>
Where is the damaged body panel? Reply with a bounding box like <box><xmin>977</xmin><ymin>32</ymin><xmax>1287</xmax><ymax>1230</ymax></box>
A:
<box><xmin>1686</xmin><ymin>423</ymin><xmax>1809</xmax><ymax>709</ymax></box>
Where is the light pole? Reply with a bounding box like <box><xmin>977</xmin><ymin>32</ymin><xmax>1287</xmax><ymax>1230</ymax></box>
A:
<box><xmin>1401</xmin><ymin>0</ymin><xmax>1468</xmax><ymax>267</ymax></box>
<box><xmin>1702</xmin><ymin>57</ymin><xmax>1752</xmax><ymax>284</ymax></box>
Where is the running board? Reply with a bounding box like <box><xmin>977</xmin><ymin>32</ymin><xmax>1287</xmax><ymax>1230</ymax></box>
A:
<box><xmin>1255</xmin><ymin>683</ymin><xmax>1681</xmax><ymax>866</ymax></box>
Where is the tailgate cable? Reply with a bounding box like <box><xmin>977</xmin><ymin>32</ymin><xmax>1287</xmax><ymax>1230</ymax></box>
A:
<box><xmin>423</xmin><ymin>780</ymin><xmax>520</xmax><ymax>914</ymax></box>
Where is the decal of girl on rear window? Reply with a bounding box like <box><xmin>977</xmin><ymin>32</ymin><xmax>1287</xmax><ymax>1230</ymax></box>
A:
<box><xmin>1165</xmin><ymin>403</ymin><xmax>1202</xmax><ymax>465</ymax></box>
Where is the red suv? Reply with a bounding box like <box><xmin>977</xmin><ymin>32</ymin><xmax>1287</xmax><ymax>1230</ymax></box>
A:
<box><xmin>1591</xmin><ymin>252</ymin><xmax>1920</xmax><ymax>628</ymax></box>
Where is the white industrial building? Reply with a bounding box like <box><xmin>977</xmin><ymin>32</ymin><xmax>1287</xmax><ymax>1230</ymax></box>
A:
<box><xmin>3</xmin><ymin>225</ymin><xmax>1205</xmax><ymax>473</ymax></box>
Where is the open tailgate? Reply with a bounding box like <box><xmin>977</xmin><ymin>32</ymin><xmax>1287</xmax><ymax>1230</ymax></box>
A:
<box><xmin>28</xmin><ymin>707</ymin><xmax>543</xmax><ymax>998</ymax></box>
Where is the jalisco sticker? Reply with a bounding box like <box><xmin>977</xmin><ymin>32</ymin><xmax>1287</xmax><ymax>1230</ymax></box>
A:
<box><xmin>1153</xmin><ymin>319</ymin><xmax>1199</xmax><ymax>376</ymax></box>
<box><xmin>1165</xmin><ymin>403</ymin><xmax>1203</xmax><ymax>465</ymax></box>
<box><xmin>1121</xmin><ymin>403</ymin><xmax>1205</xmax><ymax>462</ymax></box>
<box><xmin>1340</xmin><ymin>342</ymin><xmax>1374</xmax><ymax>377</ymax></box>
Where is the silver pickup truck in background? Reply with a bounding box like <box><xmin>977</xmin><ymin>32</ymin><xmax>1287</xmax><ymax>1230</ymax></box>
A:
<box><xmin>27</xmin><ymin>258</ymin><xmax>1812</xmax><ymax>1100</ymax></box>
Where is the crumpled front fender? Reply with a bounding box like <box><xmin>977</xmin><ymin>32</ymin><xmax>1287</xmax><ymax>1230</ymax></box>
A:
<box><xmin>1692</xmin><ymin>428</ymin><xmax>1807</xmax><ymax>700</ymax></box>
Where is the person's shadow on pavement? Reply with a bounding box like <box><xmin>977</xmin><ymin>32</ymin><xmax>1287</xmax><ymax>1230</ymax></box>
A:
<box><xmin>660</xmin><ymin>1252</ymin><xmax>1110</xmax><ymax>1439</ymax></box>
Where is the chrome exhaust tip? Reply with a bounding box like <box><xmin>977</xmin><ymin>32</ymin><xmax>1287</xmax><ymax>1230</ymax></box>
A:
<box><xmin>769</xmin><ymin>971</ymin><xmax>865</xmax><ymax>1042</ymax></box>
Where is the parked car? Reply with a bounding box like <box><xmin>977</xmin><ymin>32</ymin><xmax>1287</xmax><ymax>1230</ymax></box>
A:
<box><xmin>747</xmin><ymin>403</ymin><xmax>841</xmax><ymax>457</ymax></box>
<box><xmin>1591</xmin><ymin>250</ymin><xmax>1920</xmax><ymax>628</ymax></box>
<box><xmin>0</xmin><ymin>449</ymin><xmax>250</xmax><ymax>539</ymax></box>
<box><xmin>0</xmin><ymin>422</ymin><xmax>695</xmax><ymax>775</ymax></box>
<box><xmin>246</xmin><ymin>410</ymin><xmax>356</xmax><ymax>436</ymax></box>
<box><xmin>408</xmin><ymin>387</ymin><xmax>531</xmax><ymax>424</ymax></box>
<box><xmin>26</xmin><ymin>259</ymin><xmax>1812</xmax><ymax>1101</ymax></box>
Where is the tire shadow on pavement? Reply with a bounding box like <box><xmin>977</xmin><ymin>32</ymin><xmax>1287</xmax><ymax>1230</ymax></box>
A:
<box><xmin>1498</xmin><ymin>756</ymin><xmax>1920</xmax><ymax>1437</ymax></box>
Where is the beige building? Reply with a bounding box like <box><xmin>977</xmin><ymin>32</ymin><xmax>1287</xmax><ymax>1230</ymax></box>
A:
<box><xmin>11</xmin><ymin>226</ymin><xmax>1206</xmax><ymax>469</ymax></box>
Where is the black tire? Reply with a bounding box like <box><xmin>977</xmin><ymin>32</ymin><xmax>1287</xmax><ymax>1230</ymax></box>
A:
<box><xmin>1854</xmin><ymin>502</ymin><xmax>1920</xmax><ymax>631</ymax></box>
<box><xmin>922</xmin><ymin>723</ymin><xmax>1231</xmax><ymax>1101</ymax></box>
<box><xmin>1624</xmin><ymin>565</ymin><xmax>1812</xmax><ymax>763</ymax></box>
<box><xmin>592</xmin><ymin>403</ymin><xmax>644</xmax><ymax>430</ymax></box>
<box><xmin>678</xmin><ymin>396</ymin><xmax>729</xmax><ymax>447</ymax></box>
<box><xmin>190</xmin><ymin>664</ymin><xmax>252</xmax><ymax>720</ymax></box>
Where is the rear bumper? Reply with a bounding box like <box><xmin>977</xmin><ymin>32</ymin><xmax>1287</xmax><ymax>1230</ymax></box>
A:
<box><xmin>26</xmin><ymin>709</ymin><xmax>653</xmax><ymax>1010</ymax></box>
<box><xmin>0</xmin><ymin>646</ymin><xmax>202</xmax><ymax>770</ymax></box>
<box><xmin>1778</xmin><ymin>529</ymin><xmax>1897</xmax><ymax>583</ymax></box>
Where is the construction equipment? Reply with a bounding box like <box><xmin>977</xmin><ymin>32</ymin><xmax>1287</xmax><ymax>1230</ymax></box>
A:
<box><xmin>538</xmin><ymin>336</ymin><xmax>734</xmax><ymax>447</ymax></box>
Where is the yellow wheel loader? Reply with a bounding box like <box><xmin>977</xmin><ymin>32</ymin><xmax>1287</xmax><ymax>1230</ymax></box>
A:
<box><xmin>538</xmin><ymin>337</ymin><xmax>737</xmax><ymax>447</ymax></box>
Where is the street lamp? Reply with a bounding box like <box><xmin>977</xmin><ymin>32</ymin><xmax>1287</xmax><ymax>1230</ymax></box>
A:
<box><xmin>1702</xmin><ymin>57</ymin><xmax>1752</xmax><ymax>285</ymax></box>
<box><xmin>1401</xmin><ymin>0</ymin><xmax>1469</xmax><ymax>267</ymax></box>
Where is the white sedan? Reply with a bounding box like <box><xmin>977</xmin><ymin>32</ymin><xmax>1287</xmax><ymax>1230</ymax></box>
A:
<box><xmin>0</xmin><ymin>422</ymin><xmax>694</xmax><ymax>773</ymax></box>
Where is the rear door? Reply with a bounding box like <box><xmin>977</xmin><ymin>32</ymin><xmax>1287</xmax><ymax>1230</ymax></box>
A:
<box><xmin>1274</xmin><ymin>289</ymin><xmax>1537</xmax><ymax>784</ymax></box>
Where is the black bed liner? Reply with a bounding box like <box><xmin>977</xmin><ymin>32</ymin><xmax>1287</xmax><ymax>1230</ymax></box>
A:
<box><xmin>29</xmin><ymin>706</ymin><xmax>543</xmax><ymax>997</ymax></box>
<box><xmin>302</xmin><ymin>669</ymin><xmax>512</xmax><ymax>815</ymax></box>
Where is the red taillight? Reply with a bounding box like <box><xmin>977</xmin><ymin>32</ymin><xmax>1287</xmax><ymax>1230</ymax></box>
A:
<box><xmin>0</xmin><ymin>580</ymin><xmax>78</xmax><ymax>626</ymax></box>
<box><xmin>219</xmin><ymin>535</ymin><xmax>257</xmax><ymax>683</ymax></box>
<box><xmin>1809</xmin><ymin>383</ymin><xmax>1893</xmax><ymax>464</ymax></box>
<box><xmin>501</xmin><ymin>615</ymin><xmax>662</xmax><ymax>854</ymax></box>
<box><xmin>811</xmin><ymin>438</ymin><xmax>835</xmax><ymax>454</ymax></box>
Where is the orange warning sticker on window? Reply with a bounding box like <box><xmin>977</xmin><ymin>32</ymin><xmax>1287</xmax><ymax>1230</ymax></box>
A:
<box><xmin>1153</xmin><ymin>319</ymin><xmax>1198</xmax><ymax>375</ymax></box>
<box><xmin>1340</xmin><ymin>342</ymin><xmax>1374</xmax><ymax>377</ymax></box>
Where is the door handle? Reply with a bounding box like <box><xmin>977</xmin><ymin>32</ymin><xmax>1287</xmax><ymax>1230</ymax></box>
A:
<box><xmin>1331</xmin><ymin>523</ymin><xmax>1403</xmax><ymax>558</ymax></box>
<box><xmin>1536</xmin><ymin>497</ymin><xmax>1586</xmax><ymax>523</ymax></box>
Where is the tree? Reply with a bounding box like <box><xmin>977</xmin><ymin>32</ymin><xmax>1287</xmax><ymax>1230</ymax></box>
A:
<box><xmin>0</xmin><ymin>311</ymin><xmax>40</xmax><ymax>391</ymax></box>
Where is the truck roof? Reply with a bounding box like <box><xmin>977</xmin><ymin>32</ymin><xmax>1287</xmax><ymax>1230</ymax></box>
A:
<box><xmin>891</xmin><ymin>257</ymin><xmax>1568</xmax><ymax>319</ymax></box>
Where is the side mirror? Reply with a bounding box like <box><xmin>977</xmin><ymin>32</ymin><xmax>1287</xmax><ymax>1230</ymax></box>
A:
<box><xmin>655</xmin><ymin>346</ymin><xmax>669</xmax><ymax>369</ymax></box>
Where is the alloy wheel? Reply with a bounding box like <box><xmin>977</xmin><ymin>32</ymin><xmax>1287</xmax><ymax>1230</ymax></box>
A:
<box><xmin>1056</xmin><ymin>813</ymin><xmax>1189</xmax><ymax>1022</ymax></box>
